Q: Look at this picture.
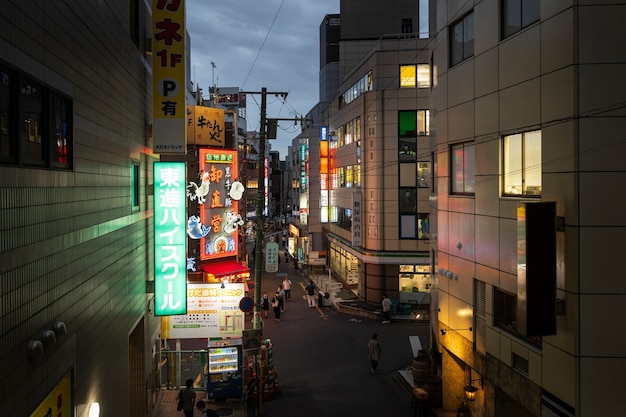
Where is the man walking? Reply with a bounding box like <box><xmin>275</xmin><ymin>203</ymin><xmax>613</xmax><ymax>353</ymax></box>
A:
<box><xmin>306</xmin><ymin>280</ymin><xmax>316</xmax><ymax>307</ymax></box>
<box><xmin>381</xmin><ymin>294</ymin><xmax>392</xmax><ymax>324</ymax></box>
<box><xmin>282</xmin><ymin>276</ymin><xmax>292</xmax><ymax>301</ymax></box>
<box><xmin>368</xmin><ymin>333</ymin><xmax>382</xmax><ymax>373</ymax></box>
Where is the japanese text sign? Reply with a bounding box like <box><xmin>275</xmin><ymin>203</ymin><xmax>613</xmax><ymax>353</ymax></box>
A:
<box><xmin>154</xmin><ymin>162</ymin><xmax>187</xmax><ymax>316</ymax></box>
<box><xmin>199</xmin><ymin>149</ymin><xmax>241</xmax><ymax>260</ymax></box>
<box><xmin>265</xmin><ymin>241</ymin><xmax>279</xmax><ymax>273</ymax></box>
<box><xmin>152</xmin><ymin>0</ymin><xmax>186</xmax><ymax>154</ymax></box>
<box><xmin>187</xmin><ymin>106</ymin><xmax>225</xmax><ymax>146</ymax></box>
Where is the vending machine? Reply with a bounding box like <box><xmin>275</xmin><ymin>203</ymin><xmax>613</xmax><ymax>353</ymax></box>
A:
<box><xmin>206</xmin><ymin>338</ymin><xmax>243</xmax><ymax>399</ymax></box>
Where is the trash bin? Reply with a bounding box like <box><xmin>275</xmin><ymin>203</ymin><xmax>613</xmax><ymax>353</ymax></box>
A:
<box><xmin>318</xmin><ymin>291</ymin><xmax>331</xmax><ymax>307</ymax></box>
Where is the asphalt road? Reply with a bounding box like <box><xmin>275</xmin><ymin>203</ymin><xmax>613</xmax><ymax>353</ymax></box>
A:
<box><xmin>253</xmin><ymin>251</ymin><xmax>429</xmax><ymax>417</ymax></box>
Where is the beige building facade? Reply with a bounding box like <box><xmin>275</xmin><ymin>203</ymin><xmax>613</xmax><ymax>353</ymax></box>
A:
<box><xmin>431</xmin><ymin>1</ymin><xmax>626</xmax><ymax>416</ymax></box>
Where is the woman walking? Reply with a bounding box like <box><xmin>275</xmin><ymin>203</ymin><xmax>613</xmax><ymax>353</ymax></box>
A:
<box><xmin>272</xmin><ymin>292</ymin><xmax>281</xmax><ymax>321</ymax></box>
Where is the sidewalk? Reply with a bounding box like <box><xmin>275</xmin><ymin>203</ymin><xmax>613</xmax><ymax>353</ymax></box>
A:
<box><xmin>154</xmin><ymin>388</ymin><xmax>250</xmax><ymax>417</ymax></box>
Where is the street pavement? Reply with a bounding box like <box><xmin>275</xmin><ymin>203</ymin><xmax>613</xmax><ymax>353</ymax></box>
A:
<box><xmin>155</xmin><ymin>241</ymin><xmax>431</xmax><ymax>417</ymax></box>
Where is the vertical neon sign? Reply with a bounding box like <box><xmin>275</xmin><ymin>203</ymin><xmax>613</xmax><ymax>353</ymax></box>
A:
<box><xmin>154</xmin><ymin>162</ymin><xmax>187</xmax><ymax>316</ymax></box>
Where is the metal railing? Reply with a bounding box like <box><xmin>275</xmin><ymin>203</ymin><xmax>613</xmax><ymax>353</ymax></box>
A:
<box><xmin>160</xmin><ymin>350</ymin><xmax>208</xmax><ymax>390</ymax></box>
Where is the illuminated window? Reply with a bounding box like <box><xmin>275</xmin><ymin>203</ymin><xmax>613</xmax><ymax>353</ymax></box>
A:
<box><xmin>400</xmin><ymin>64</ymin><xmax>430</xmax><ymax>88</ymax></box>
<box><xmin>502</xmin><ymin>130</ymin><xmax>541</xmax><ymax>196</ymax></box>
<box><xmin>131</xmin><ymin>162</ymin><xmax>140</xmax><ymax>209</ymax></box>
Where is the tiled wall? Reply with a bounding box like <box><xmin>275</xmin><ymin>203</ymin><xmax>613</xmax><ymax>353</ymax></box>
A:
<box><xmin>0</xmin><ymin>1</ymin><xmax>158</xmax><ymax>415</ymax></box>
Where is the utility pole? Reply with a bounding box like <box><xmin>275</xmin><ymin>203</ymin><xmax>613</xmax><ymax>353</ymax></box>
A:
<box><xmin>240</xmin><ymin>88</ymin><xmax>288</xmax><ymax>331</ymax></box>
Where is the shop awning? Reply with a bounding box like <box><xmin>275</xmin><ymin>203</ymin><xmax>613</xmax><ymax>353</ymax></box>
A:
<box><xmin>200</xmin><ymin>260</ymin><xmax>250</xmax><ymax>279</ymax></box>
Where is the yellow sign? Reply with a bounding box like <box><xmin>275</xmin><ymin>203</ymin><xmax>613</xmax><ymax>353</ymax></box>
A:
<box><xmin>187</xmin><ymin>106</ymin><xmax>225</xmax><ymax>146</ymax></box>
<box><xmin>152</xmin><ymin>0</ymin><xmax>186</xmax><ymax>154</ymax></box>
<box><xmin>30</xmin><ymin>371</ymin><xmax>72</xmax><ymax>417</ymax></box>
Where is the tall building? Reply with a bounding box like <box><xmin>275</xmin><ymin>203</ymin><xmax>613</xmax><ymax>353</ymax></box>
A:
<box><xmin>0</xmin><ymin>1</ymin><xmax>159</xmax><ymax>416</ymax></box>
<box><xmin>431</xmin><ymin>1</ymin><xmax>626</xmax><ymax>416</ymax></box>
<box><xmin>322</xmin><ymin>0</ymin><xmax>434</xmax><ymax>305</ymax></box>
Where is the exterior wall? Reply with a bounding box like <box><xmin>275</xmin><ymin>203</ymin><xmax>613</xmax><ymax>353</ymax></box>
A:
<box><xmin>432</xmin><ymin>1</ymin><xmax>626</xmax><ymax>416</ymax></box>
<box><xmin>0</xmin><ymin>2</ymin><xmax>158</xmax><ymax>416</ymax></box>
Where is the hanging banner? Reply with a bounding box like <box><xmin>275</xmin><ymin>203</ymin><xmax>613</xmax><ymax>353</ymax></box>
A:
<box><xmin>152</xmin><ymin>0</ymin><xmax>186</xmax><ymax>153</ymax></box>
<box><xmin>154</xmin><ymin>162</ymin><xmax>187</xmax><ymax>316</ymax></box>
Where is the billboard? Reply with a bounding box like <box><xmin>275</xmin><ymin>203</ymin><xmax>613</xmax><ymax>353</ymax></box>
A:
<box><xmin>187</xmin><ymin>106</ymin><xmax>225</xmax><ymax>147</ymax></box>
<box><xmin>152</xmin><ymin>0</ymin><xmax>186</xmax><ymax>153</ymax></box>
<box><xmin>154</xmin><ymin>162</ymin><xmax>187</xmax><ymax>316</ymax></box>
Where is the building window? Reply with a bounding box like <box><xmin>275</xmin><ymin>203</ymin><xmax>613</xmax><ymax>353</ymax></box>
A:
<box><xmin>502</xmin><ymin>130</ymin><xmax>541</xmax><ymax>196</ymax></box>
<box><xmin>417</xmin><ymin>162</ymin><xmax>431</xmax><ymax>188</ymax></box>
<box><xmin>399</xmin><ymin>110</ymin><xmax>429</xmax><ymax>162</ymax></box>
<box><xmin>502</xmin><ymin>0</ymin><xmax>540</xmax><ymax>39</ymax></box>
<box><xmin>131</xmin><ymin>162</ymin><xmax>140</xmax><ymax>209</ymax></box>
<box><xmin>400</xmin><ymin>215</ymin><xmax>417</xmax><ymax>239</ymax></box>
<box><xmin>1</xmin><ymin>62</ymin><xmax>72</xmax><ymax>169</ymax></box>
<box><xmin>450</xmin><ymin>12</ymin><xmax>474</xmax><ymax>66</ymax></box>
<box><xmin>494</xmin><ymin>288</ymin><xmax>517</xmax><ymax>332</ymax></box>
<box><xmin>402</xmin><ymin>18</ymin><xmax>413</xmax><ymax>34</ymax></box>
<box><xmin>418</xmin><ymin>213</ymin><xmax>429</xmax><ymax>239</ymax></box>
<box><xmin>450</xmin><ymin>142</ymin><xmax>475</xmax><ymax>194</ymax></box>
<box><xmin>399</xmin><ymin>188</ymin><xmax>417</xmax><ymax>213</ymax></box>
<box><xmin>400</xmin><ymin>64</ymin><xmax>430</xmax><ymax>88</ymax></box>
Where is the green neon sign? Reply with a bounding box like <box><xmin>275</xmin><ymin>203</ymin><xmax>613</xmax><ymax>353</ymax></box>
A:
<box><xmin>154</xmin><ymin>162</ymin><xmax>187</xmax><ymax>316</ymax></box>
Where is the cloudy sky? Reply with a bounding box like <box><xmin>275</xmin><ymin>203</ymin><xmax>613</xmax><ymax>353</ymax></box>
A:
<box><xmin>186</xmin><ymin>0</ymin><xmax>340</xmax><ymax>156</ymax></box>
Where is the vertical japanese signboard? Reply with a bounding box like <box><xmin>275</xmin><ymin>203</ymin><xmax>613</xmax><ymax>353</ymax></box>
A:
<box><xmin>265</xmin><ymin>241</ymin><xmax>279</xmax><ymax>273</ymax></box>
<box><xmin>187</xmin><ymin>106</ymin><xmax>225</xmax><ymax>147</ymax></box>
<box><xmin>199</xmin><ymin>149</ymin><xmax>242</xmax><ymax>260</ymax></box>
<box><xmin>152</xmin><ymin>0</ymin><xmax>186</xmax><ymax>154</ymax></box>
<box><xmin>154</xmin><ymin>162</ymin><xmax>187</xmax><ymax>316</ymax></box>
<box><xmin>319</xmin><ymin>127</ymin><xmax>329</xmax><ymax>223</ymax></box>
<box><xmin>352</xmin><ymin>192</ymin><xmax>362</xmax><ymax>247</ymax></box>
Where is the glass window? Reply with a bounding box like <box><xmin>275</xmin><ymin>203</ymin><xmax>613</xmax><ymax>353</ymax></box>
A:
<box><xmin>20</xmin><ymin>79</ymin><xmax>44</xmax><ymax>165</ymax></box>
<box><xmin>417</xmin><ymin>109</ymin><xmax>429</xmax><ymax>136</ymax></box>
<box><xmin>419</xmin><ymin>0</ymin><xmax>429</xmax><ymax>39</ymax></box>
<box><xmin>0</xmin><ymin>67</ymin><xmax>15</xmax><ymax>162</ymax></box>
<box><xmin>399</xmin><ymin>188</ymin><xmax>417</xmax><ymax>213</ymax></box>
<box><xmin>451</xmin><ymin>142</ymin><xmax>475</xmax><ymax>194</ymax></box>
<box><xmin>400</xmin><ymin>215</ymin><xmax>417</xmax><ymax>239</ymax></box>
<box><xmin>450</xmin><ymin>12</ymin><xmax>474</xmax><ymax>66</ymax></box>
<box><xmin>51</xmin><ymin>95</ymin><xmax>71</xmax><ymax>167</ymax></box>
<box><xmin>417</xmin><ymin>162</ymin><xmax>431</xmax><ymax>188</ymax></box>
<box><xmin>494</xmin><ymin>288</ymin><xmax>517</xmax><ymax>332</ymax></box>
<box><xmin>402</xmin><ymin>18</ymin><xmax>413</xmax><ymax>34</ymax></box>
<box><xmin>502</xmin><ymin>0</ymin><xmax>540</xmax><ymax>38</ymax></box>
<box><xmin>418</xmin><ymin>213</ymin><xmax>430</xmax><ymax>239</ymax></box>
<box><xmin>503</xmin><ymin>130</ymin><xmax>541</xmax><ymax>196</ymax></box>
<box><xmin>417</xmin><ymin>64</ymin><xmax>430</xmax><ymax>88</ymax></box>
<box><xmin>400</xmin><ymin>65</ymin><xmax>416</xmax><ymax>88</ymax></box>
<box><xmin>131</xmin><ymin>162</ymin><xmax>140</xmax><ymax>209</ymax></box>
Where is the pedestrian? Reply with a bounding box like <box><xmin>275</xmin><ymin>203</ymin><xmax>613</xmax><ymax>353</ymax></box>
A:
<box><xmin>177</xmin><ymin>378</ymin><xmax>196</xmax><ymax>417</ymax></box>
<box><xmin>305</xmin><ymin>280</ymin><xmax>316</xmax><ymax>307</ymax></box>
<box><xmin>368</xmin><ymin>333</ymin><xmax>382</xmax><ymax>373</ymax></box>
<box><xmin>272</xmin><ymin>292</ymin><xmax>281</xmax><ymax>321</ymax></box>
<box><xmin>381</xmin><ymin>294</ymin><xmax>392</xmax><ymax>324</ymax></box>
<box><xmin>282</xmin><ymin>276</ymin><xmax>292</xmax><ymax>301</ymax></box>
<box><xmin>277</xmin><ymin>285</ymin><xmax>285</xmax><ymax>312</ymax></box>
<box><xmin>196</xmin><ymin>400</ymin><xmax>218</xmax><ymax>417</ymax></box>
<box><xmin>261</xmin><ymin>292</ymin><xmax>269</xmax><ymax>318</ymax></box>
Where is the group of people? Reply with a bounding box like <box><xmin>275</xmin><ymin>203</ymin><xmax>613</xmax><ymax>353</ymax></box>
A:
<box><xmin>177</xmin><ymin>379</ymin><xmax>218</xmax><ymax>417</ymax></box>
<box><xmin>262</xmin><ymin>276</ymin><xmax>292</xmax><ymax>322</ymax></box>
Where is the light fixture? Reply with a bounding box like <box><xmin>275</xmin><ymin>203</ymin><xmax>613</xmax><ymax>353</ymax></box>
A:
<box><xmin>440</xmin><ymin>327</ymin><xmax>472</xmax><ymax>335</ymax></box>
<box><xmin>464</xmin><ymin>369</ymin><xmax>483</xmax><ymax>401</ymax></box>
<box><xmin>27</xmin><ymin>340</ymin><xmax>44</xmax><ymax>358</ymax></box>
<box><xmin>41</xmin><ymin>329</ymin><xmax>57</xmax><ymax>346</ymax></box>
<box><xmin>53</xmin><ymin>321</ymin><xmax>67</xmax><ymax>337</ymax></box>
<box><xmin>88</xmin><ymin>402</ymin><xmax>100</xmax><ymax>417</ymax></box>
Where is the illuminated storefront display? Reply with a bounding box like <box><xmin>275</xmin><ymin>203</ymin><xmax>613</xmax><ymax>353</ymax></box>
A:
<box><xmin>152</xmin><ymin>0</ymin><xmax>186</xmax><ymax>153</ymax></box>
<box><xmin>187</xmin><ymin>106</ymin><xmax>225</xmax><ymax>147</ymax></box>
<box><xmin>154</xmin><ymin>162</ymin><xmax>187</xmax><ymax>316</ymax></box>
<box><xmin>199</xmin><ymin>149</ymin><xmax>243</xmax><ymax>260</ymax></box>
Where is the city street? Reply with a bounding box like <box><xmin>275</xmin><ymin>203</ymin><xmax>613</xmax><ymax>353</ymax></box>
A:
<box><xmin>248</xmin><ymin>245</ymin><xmax>430</xmax><ymax>417</ymax></box>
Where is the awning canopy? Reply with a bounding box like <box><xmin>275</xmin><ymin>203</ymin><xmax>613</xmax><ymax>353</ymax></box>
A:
<box><xmin>200</xmin><ymin>260</ymin><xmax>250</xmax><ymax>280</ymax></box>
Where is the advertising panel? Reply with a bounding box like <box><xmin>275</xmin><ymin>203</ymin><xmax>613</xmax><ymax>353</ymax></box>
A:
<box><xmin>154</xmin><ymin>162</ymin><xmax>187</xmax><ymax>316</ymax></box>
<box><xmin>29</xmin><ymin>371</ymin><xmax>72</xmax><ymax>417</ymax></box>
<box><xmin>198</xmin><ymin>149</ymin><xmax>243</xmax><ymax>260</ymax></box>
<box><xmin>152</xmin><ymin>0</ymin><xmax>186</xmax><ymax>153</ymax></box>
<box><xmin>187</xmin><ymin>106</ymin><xmax>225</xmax><ymax>146</ymax></box>
<box><xmin>161</xmin><ymin>283</ymin><xmax>245</xmax><ymax>339</ymax></box>
<box><xmin>265</xmin><ymin>241</ymin><xmax>279</xmax><ymax>273</ymax></box>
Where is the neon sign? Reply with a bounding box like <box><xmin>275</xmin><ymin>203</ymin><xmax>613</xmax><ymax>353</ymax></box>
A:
<box><xmin>154</xmin><ymin>162</ymin><xmax>187</xmax><ymax>316</ymax></box>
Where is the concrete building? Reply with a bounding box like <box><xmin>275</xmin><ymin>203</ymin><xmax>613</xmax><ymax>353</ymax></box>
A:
<box><xmin>321</xmin><ymin>0</ymin><xmax>434</xmax><ymax>307</ymax></box>
<box><xmin>0</xmin><ymin>1</ymin><xmax>160</xmax><ymax>416</ymax></box>
<box><xmin>431</xmin><ymin>1</ymin><xmax>626</xmax><ymax>416</ymax></box>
